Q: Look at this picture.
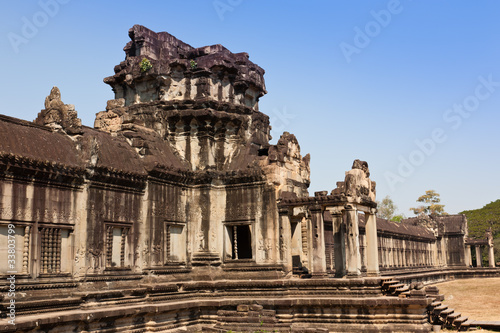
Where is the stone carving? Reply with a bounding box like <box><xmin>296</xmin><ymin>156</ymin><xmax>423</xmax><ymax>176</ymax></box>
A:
<box><xmin>35</xmin><ymin>87</ymin><xmax>83</xmax><ymax>135</ymax></box>
<box><xmin>258</xmin><ymin>239</ymin><xmax>273</xmax><ymax>261</ymax></box>
<box><xmin>94</xmin><ymin>98</ymin><xmax>126</xmax><ymax>133</ymax></box>
<box><xmin>259</xmin><ymin>132</ymin><xmax>311</xmax><ymax>198</ymax></box>
<box><xmin>196</xmin><ymin>230</ymin><xmax>205</xmax><ymax>251</ymax></box>
<box><xmin>486</xmin><ymin>227</ymin><xmax>494</xmax><ymax>246</ymax></box>
<box><xmin>344</xmin><ymin>159</ymin><xmax>376</xmax><ymax>202</ymax></box>
<box><xmin>87</xmin><ymin>248</ymin><xmax>102</xmax><ymax>270</ymax></box>
<box><xmin>210</xmin><ymin>231</ymin><xmax>217</xmax><ymax>252</ymax></box>
<box><xmin>74</xmin><ymin>246</ymin><xmax>85</xmax><ymax>264</ymax></box>
<box><xmin>152</xmin><ymin>245</ymin><xmax>162</xmax><ymax>265</ymax></box>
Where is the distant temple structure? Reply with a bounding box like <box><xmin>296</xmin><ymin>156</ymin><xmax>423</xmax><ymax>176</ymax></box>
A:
<box><xmin>0</xmin><ymin>25</ymin><xmax>497</xmax><ymax>332</ymax></box>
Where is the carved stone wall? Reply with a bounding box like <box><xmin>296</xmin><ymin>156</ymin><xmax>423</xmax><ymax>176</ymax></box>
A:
<box><xmin>0</xmin><ymin>26</ymin><xmax>489</xmax><ymax>333</ymax></box>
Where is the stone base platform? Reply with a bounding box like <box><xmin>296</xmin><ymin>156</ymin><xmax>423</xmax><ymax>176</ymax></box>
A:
<box><xmin>0</xmin><ymin>277</ymin><xmax>432</xmax><ymax>333</ymax></box>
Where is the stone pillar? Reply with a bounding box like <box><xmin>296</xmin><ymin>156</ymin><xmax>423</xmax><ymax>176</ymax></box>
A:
<box><xmin>278</xmin><ymin>208</ymin><xmax>292</xmax><ymax>273</ymax></box>
<box><xmin>389</xmin><ymin>238</ymin><xmax>394</xmax><ymax>268</ymax></box>
<box><xmin>365</xmin><ymin>210</ymin><xmax>379</xmax><ymax>276</ymax></box>
<box><xmin>344</xmin><ymin>204</ymin><xmax>361</xmax><ymax>277</ymax></box>
<box><xmin>465</xmin><ymin>245</ymin><xmax>472</xmax><ymax>267</ymax></box>
<box><xmin>488</xmin><ymin>242</ymin><xmax>495</xmax><ymax>268</ymax></box>
<box><xmin>440</xmin><ymin>238</ymin><xmax>447</xmax><ymax>267</ymax></box>
<box><xmin>308</xmin><ymin>205</ymin><xmax>326</xmax><ymax>277</ymax></box>
<box><xmin>330</xmin><ymin>210</ymin><xmax>346</xmax><ymax>277</ymax></box>
<box><xmin>475</xmin><ymin>245</ymin><xmax>482</xmax><ymax>267</ymax></box>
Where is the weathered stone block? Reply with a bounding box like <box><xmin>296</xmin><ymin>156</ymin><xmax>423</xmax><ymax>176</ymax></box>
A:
<box><xmin>236</xmin><ymin>304</ymin><xmax>249</xmax><ymax>312</ymax></box>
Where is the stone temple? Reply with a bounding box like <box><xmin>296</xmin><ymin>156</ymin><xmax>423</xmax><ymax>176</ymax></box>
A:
<box><xmin>0</xmin><ymin>25</ymin><xmax>498</xmax><ymax>332</ymax></box>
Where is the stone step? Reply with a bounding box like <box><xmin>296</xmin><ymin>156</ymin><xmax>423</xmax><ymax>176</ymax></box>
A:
<box><xmin>382</xmin><ymin>280</ymin><xmax>400</xmax><ymax>287</ymax></box>
<box><xmin>454</xmin><ymin>317</ymin><xmax>469</xmax><ymax>332</ymax></box>
<box><xmin>453</xmin><ymin>316</ymin><xmax>468</xmax><ymax>325</ymax></box>
<box><xmin>459</xmin><ymin>319</ymin><xmax>474</xmax><ymax>331</ymax></box>
<box><xmin>395</xmin><ymin>285</ymin><xmax>410</xmax><ymax>293</ymax></box>
<box><xmin>447</xmin><ymin>312</ymin><xmax>461</xmax><ymax>320</ymax></box>
<box><xmin>440</xmin><ymin>308</ymin><xmax>454</xmax><ymax>316</ymax></box>
<box><xmin>388</xmin><ymin>283</ymin><xmax>405</xmax><ymax>290</ymax></box>
<box><xmin>433</xmin><ymin>304</ymin><xmax>448</xmax><ymax>312</ymax></box>
<box><xmin>430</xmin><ymin>301</ymin><xmax>442</xmax><ymax>307</ymax></box>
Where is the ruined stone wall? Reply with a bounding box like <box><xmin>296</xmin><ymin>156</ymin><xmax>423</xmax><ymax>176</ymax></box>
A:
<box><xmin>105</xmin><ymin>25</ymin><xmax>266</xmax><ymax>110</ymax></box>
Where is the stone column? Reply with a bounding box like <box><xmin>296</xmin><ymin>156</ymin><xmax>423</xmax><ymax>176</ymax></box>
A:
<box><xmin>278</xmin><ymin>207</ymin><xmax>292</xmax><ymax>273</ymax></box>
<box><xmin>344</xmin><ymin>204</ymin><xmax>361</xmax><ymax>277</ymax></box>
<box><xmin>488</xmin><ymin>242</ymin><xmax>495</xmax><ymax>268</ymax></box>
<box><xmin>475</xmin><ymin>245</ymin><xmax>482</xmax><ymax>267</ymax></box>
<box><xmin>365</xmin><ymin>210</ymin><xmax>379</xmax><ymax>276</ymax></box>
<box><xmin>308</xmin><ymin>205</ymin><xmax>326</xmax><ymax>277</ymax></box>
<box><xmin>440</xmin><ymin>238</ymin><xmax>447</xmax><ymax>267</ymax></box>
<box><xmin>330</xmin><ymin>210</ymin><xmax>346</xmax><ymax>277</ymax></box>
<box><xmin>465</xmin><ymin>245</ymin><xmax>472</xmax><ymax>267</ymax></box>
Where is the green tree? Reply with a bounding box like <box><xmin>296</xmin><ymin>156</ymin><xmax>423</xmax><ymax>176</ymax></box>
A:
<box><xmin>410</xmin><ymin>190</ymin><xmax>446</xmax><ymax>215</ymax></box>
<box><xmin>391</xmin><ymin>214</ymin><xmax>406</xmax><ymax>223</ymax></box>
<box><xmin>377</xmin><ymin>195</ymin><xmax>396</xmax><ymax>220</ymax></box>
<box><xmin>376</xmin><ymin>196</ymin><xmax>406</xmax><ymax>222</ymax></box>
<box><xmin>461</xmin><ymin>199</ymin><xmax>500</xmax><ymax>264</ymax></box>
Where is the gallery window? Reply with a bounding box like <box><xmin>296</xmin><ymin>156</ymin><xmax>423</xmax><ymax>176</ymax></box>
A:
<box><xmin>225</xmin><ymin>224</ymin><xmax>252</xmax><ymax>260</ymax></box>
<box><xmin>1</xmin><ymin>223</ymin><xmax>72</xmax><ymax>276</ymax></box>
<box><xmin>105</xmin><ymin>224</ymin><xmax>130</xmax><ymax>268</ymax></box>
<box><xmin>164</xmin><ymin>222</ymin><xmax>186</xmax><ymax>263</ymax></box>
<box><xmin>0</xmin><ymin>224</ymin><xmax>28</xmax><ymax>274</ymax></box>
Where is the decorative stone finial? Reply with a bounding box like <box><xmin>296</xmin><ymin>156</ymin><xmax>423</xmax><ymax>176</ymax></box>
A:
<box><xmin>35</xmin><ymin>86</ymin><xmax>82</xmax><ymax>135</ymax></box>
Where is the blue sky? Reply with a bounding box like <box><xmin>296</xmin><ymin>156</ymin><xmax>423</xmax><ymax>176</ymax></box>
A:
<box><xmin>1</xmin><ymin>1</ymin><xmax>500</xmax><ymax>216</ymax></box>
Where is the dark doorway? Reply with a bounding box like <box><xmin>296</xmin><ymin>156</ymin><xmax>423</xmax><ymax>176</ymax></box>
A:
<box><xmin>230</xmin><ymin>225</ymin><xmax>252</xmax><ymax>259</ymax></box>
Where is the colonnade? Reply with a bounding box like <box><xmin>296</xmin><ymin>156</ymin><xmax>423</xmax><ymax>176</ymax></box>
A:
<box><xmin>465</xmin><ymin>243</ymin><xmax>495</xmax><ymax>268</ymax></box>
<box><xmin>279</xmin><ymin>202</ymin><xmax>379</xmax><ymax>277</ymax></box>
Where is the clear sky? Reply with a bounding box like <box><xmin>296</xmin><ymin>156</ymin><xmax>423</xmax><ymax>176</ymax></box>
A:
<box><xmin>1</xmin><ymin>1</ymin><xmax>499</xmax><ymax>216</ymax></box>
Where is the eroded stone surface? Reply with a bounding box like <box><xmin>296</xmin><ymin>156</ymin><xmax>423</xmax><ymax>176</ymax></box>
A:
<box><xmin>0</xmin><ymin>26</ymin><xmax>494</xmax><ymax>333</ymax></box>
<box><xmin>35</xmin><ymin>86</ymin><xmax>83</xmax><ymax>135</ymax></box>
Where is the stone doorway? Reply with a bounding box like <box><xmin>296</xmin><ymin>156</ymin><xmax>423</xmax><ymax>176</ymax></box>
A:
<box><xmin>227</xmin><ymin>225</ymin><xmax>252</xmax><ymax>260</ymax></box>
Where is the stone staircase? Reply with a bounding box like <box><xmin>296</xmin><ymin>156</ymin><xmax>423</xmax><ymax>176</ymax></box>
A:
<box><xmin>381</xmin><ymin>279</ymin><xmax>476</xmax><ymax>331</ymax></box>
<box><xmin>381</xmin><ymin>277</ymin><xmax>412</xmax><ymax>298</ymax></box>
<box><xmin>425</xmin><ymin>285</ymin><xmax>500</xmax><ymax>332</ymax></box>
<box><xmin>427</xmin><ymin>297</ymin><xmax>471</xmax><ymax>331</ymax></box>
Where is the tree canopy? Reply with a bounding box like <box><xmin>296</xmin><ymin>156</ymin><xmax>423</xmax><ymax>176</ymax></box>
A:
<box><xmin>461</xmin><ymin>199</ymin><xmax>500</xmax><ymax>264</ymax></box>
<box><xmin>377</xmin><ymin>195</ymin><xmax>396</xmax><ymax>220</ymax></box>
<box><xmin>410</xmin><ymin>190</ymin><xmax>446</xmax><ymax>215</ymax></box>
<box><xmin>376</xmin><ymin>195</ymin><xmax>405</xmax><ymax>222</ymax></box>
<box><xmin>461</xmin><ymin>199</ymin><xmax>500</xmax><ymax>239</ymax></box>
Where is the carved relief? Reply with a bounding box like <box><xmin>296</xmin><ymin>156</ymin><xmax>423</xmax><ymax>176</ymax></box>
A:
<box><xmin>210</xmin><ymin>230</ymin><xmax>217</xmax><ymax>252</ymax></box>
<box><xmin>196</xmin><ymin>230</ymin><xmax>205</xmax><ymax>251</ymax></box>
<box><xmin>258</xmin><ymin>239</ymin><xmax>273</xmax><ymax>261</ymax></box>
<box><xmin>88</xmin><ymin>248</ymin><xmax>102</xmax><ymax>270</ymax></box>
<box><xmin>74</xmin><ymin>246</ymin><xmax>85</xmax><ymax>264</ymax></box>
